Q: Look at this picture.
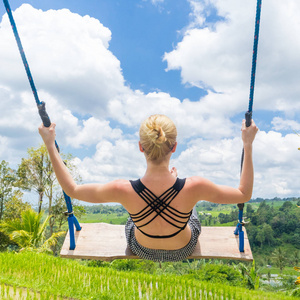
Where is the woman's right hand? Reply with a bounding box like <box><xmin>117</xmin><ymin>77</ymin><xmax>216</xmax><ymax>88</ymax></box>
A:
<box><xmin>241</xmin><ymin>119</ymin><xmax>258</xmax><ymax>148</ymax></box>
<box><xmin>170</xmin><ymin>167</ymin><xmax>178</xmax><ymax>178</ymax></box>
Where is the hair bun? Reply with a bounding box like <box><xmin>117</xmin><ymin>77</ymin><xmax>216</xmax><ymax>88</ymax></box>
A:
<box><xmin>139</xmin><ymin>114</ymin><xmax>177</xmax><ymax>161</ymax></box>
<box><xmin>155</xmin><ymin>126</ymin><xmax>167</xmax><ymax>146</ymax></box>
<box><xmin>146</xmin><ymin>123</ymin><xmax>167</xmax><ymax>147</ymax></box>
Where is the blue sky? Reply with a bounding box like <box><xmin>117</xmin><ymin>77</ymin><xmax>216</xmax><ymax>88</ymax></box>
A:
<box><xmin>0</xmin><ymin>0</ymin><xmax>299</xmax><ymax>201</ymax></box>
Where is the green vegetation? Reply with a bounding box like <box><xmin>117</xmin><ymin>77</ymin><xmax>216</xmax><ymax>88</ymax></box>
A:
<box><xmin>0</xmin><ymin>209</ymin><xmax>64</xmax><ymax>254</ymax></box>
<box><xmin>0</xmin><ymin>252</ymin><xmax>299</xmax><ymax>300</ymax></box>
<box><xmin>79</xmin><ymin>204</ymin><xmax>128</xmax><ymax>225</ymax></box>
<box><xmin>0</xmin><ymin>146</ymin><xmax>85</xmax><ymax>253</ymax></box>
<box><xmin>0</xmin><ymin>160</ymin><xmax>16</xmax><ymax>221</ymax></box>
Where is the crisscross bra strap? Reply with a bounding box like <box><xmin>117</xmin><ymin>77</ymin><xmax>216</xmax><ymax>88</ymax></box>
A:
<box><xmin>129</xmin><ymin>178</ymin><xmax>192</xmax><ymax>239</ymax></box>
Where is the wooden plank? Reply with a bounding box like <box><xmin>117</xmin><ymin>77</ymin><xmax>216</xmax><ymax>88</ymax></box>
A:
<box><xmin>189</xmin><ymin>226</ymin><xmax>253</xmax><ymax>261</ymax></box>
<box><xmin>60</xmin><ymin>223</ymin><xmax>253</xmax><ymax>261</ymax></box>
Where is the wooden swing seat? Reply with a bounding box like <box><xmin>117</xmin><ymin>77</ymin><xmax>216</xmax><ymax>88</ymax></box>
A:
<box><xmin>60</xmin><ymin>223</ymin><xmax>253</xmax><ymax>261</ymax></box>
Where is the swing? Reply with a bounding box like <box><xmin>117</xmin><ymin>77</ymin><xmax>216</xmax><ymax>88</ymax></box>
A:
<box><xmin>3</xmin><ymin>0</ymin><xmax>262</xmax><ymax>262</ymax></box>
<box><xmin>60</xmin><ymin>223</ymin><xmax>253</xmax><ymax>261</ymax></box>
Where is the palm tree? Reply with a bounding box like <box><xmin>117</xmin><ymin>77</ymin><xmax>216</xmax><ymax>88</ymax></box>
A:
<box><xmin>0</xmin><ymin>208</ymin><xmax>64</xmax><ymax>253</ymax></box>
<box><xmin>272</xmin><ymin>247</ymin><xmax>286</xmax><ymax>273</ymax></box>
<box><xmin>237</xmin><ymin>259</ymin><xmax>261</xmax><ymax>290</ymax></box>
<box><xmin>291</xmin><ymin>251</ymin><xmax>300</xmax><ymax>266</ymax></box>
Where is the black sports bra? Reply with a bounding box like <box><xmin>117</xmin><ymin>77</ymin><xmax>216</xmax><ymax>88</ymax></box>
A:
<box><xmin>129</xmin><ymin>178</ymin><xmax>192</xmax><ymax>239</ymax></box>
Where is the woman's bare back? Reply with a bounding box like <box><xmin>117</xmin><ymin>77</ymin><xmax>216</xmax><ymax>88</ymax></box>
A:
<box><xmin>122</xmin><ymin>176</ymin><xmax>197</xmax><ymax>250</ymax></box>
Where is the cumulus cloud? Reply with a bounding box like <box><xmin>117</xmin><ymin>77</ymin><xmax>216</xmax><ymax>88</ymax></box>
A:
<box><xmin>164</xmin><ymin>0</ymin><xmax>300</xmax><ymax>114</ymax></box>
<box><xmin>173</xmin><ymin>136</ymin><xmax>242</xmax><ymax>185</ymax></box>
<box><xmin>108</xmin><ymin>90</ymin><xmax>238</xmax><ymax>141</ymax></box>
<box><xmin>0</xmin><ymin>4</ymin><xmax>127</xmax><ymax>116</ymax></box>
<box><xmin>77</xmin><ymin>138</ymin><xmax>146</xmax><ymax>183</ymax></box>
<box><xmin>271</xmin><ymin>117</ymin><xmax>300</xmax><ymax>132</ymax></box>
<box><xmin>0</xmin><ymin>86</ymin><xmax>42</xmax><ymax>164</ymax></box>
<box><xmin>252</xmin><ymin>131</ymin><xmax>300</xmax><ymax>197</ymax></box>
<box><xmin>0</xmin><ymin>4</ymin><xmax>128</xmax><ymax>160</ymax></box>
<box><xmin>65</xmin><ymin>117</ymin><xmax>123</xmax><ymax>148</ymax></box>
<box><xmin>164</xmin><ymin>0</ymin><xmax>255</xmax><ymax>93</ymax></box>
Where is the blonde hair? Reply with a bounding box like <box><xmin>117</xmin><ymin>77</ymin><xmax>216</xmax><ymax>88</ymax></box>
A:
<box><xmin>139</xmin><ymin>114</ymin><xmax>177</xmax><ymax>162</ymax></box>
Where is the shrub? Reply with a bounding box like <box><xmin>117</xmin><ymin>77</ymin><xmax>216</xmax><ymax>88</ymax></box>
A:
<box><xmin>187</xmin><ymin>263</ymin><xmax>244</xmax><ymax>287</ymax></box>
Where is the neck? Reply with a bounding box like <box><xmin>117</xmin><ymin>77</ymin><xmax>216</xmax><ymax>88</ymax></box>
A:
<box><xmin>143</xmin><ymin>158</ymin><xmax>171</xmax><ymax>179</ymax></box>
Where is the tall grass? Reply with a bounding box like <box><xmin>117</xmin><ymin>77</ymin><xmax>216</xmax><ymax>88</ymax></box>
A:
<box><xmin>0</xmin><ymin>252</ymin><xmax>298</xmax><ymax>300</ymax></box>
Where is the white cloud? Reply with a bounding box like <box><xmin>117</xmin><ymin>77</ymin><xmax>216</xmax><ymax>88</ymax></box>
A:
<box><xmin>252</xmin><ymin>131</ymin><xmax>300</xmax><ymax>197</ymax></box>
<box><xmin>65</xmin><ymin>117</ymin><xmax>123</xmax><ymax>148</ymax></box>
<box><xmin>0</xmin><ymin>135</ymin><xmax>9</xmax><ymax>158</ymax></box>
<box><xmin>0</xmin><ymin>87</ymin><xmax>39</xmax><ymax>132</ymax></box>
<box><xmin>173</xmin><ymin>136</ymin><xmax>242</xmax><ymax>186</ymax></box>
<box><xmin>0</xmin><ymin>4</ymin><xmax>128</xmax><ymax>158</ymax></box>
<box><xmin>108</xmin><ymin>90</ymin><xmax>238</xmax><ymax>142</ymax></box>
<box><xmin>271</xmin><ymin>117</ymin><xmax>300</xmax><ymax>132</ymax></box>
<box><xmin>164</xmin><ymin>0</ymin><xmax>255</xmax><ymax>92</ymax></box>
<box><xmin>0</xmin><ymin>4</ymin><xmax>127</xmax><ymax>116</ymax></box>
<box><xmin>164</xmin><ymin>0</ymin><xmax>300</xmax><ymax>115</ymax></box>
<box><xmin>77</xmin><ymin>138</ymin><xmax>146</xmax><ymax>183</ymax></box>
<box><xmin>151</xmin><ymin>0</ymin><xmax>164</xmax><ymax>5</ymax></box>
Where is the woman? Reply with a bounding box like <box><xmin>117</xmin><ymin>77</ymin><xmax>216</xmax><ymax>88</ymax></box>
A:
<box><xmin>39</xmin><ymin>114</ymin><xmax>258</xmax><ymax>262</ymax></box>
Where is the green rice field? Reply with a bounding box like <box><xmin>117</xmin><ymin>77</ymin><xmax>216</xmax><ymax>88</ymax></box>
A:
<box><xmin>0</xmin><ymin>252</ymin><xmax>298</xmax><ymax>300</ymax></box>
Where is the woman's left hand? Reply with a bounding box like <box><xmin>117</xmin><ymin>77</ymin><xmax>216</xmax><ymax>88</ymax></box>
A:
<box><xmin>38</xmin><ymin>123</ymin><xmax>56</xmax><ymax>147</ymax></box>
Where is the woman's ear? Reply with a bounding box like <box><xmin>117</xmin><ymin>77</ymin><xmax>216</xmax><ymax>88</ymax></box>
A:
<box><xmin>171</xmin><ymin>142</ymin><xmax>177</xmax><ymax>153</ymax></box>
<box><xmin>139</xmin><ymin>141</ymin><xmax>144</xmax><ymax>152</ymax></box>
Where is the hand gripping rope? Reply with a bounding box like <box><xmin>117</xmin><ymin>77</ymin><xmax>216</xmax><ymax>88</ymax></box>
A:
<box><xmin>3</xmin><ymin>0</ymin><xmax>81</xmax><ymax>250</ymax></box>
<box><xmin>234</xmin><ymin>0</ymin><xmax>262</xmax><ymax>252</ymax></box>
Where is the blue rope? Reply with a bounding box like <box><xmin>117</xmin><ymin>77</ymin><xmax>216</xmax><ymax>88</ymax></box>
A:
<box><xmin>3</xmin><ymin>0</ymin><xmax>40</xmax><ymax>106</ymax></box>
<box><xmin>234</xmin><ymin>0</ymin><xmax>262</xmax><ymax>252</ymax></box>
<box><xmin>248</xmin><ymin>0</ymin><xmax>262</xmax><ymax>113</ymax></box>
<box><xmin>3</xmin><ymin>0</ymin><xmax>81</xmax><ymax>250</ymax></box>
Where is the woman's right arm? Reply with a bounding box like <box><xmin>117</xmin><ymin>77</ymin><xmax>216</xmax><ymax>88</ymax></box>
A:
<box><xmin>188</xmin><ymin>120</ymin><xmax>258</xmax><ymax>205</ymax></box>
<box><xmin>38</xmin><ymin>123</ymin><xmax>129</xmax><ymax>204</ymax></box>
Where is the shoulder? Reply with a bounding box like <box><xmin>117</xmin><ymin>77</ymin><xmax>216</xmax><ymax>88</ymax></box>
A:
<box><xmin>71</xmin><ymin>179</ymin><xmax>133</xmax><ymax>204</ymax></box>
<box><xmin>108</xmin><ymin>179</ymin><xmax>140</xmax><ymax>208</ymax></box>
<box><xmin>185</xmin><ymin>176</ymin><xmax>211</xmax><ymax>188</ymax></box>
<box><xmin>106</xmin><ymin>179</ymin><xmax>132</xmax><ymax>193</ymax></box>
<box><xmin>184</xmin><ymin>176</ymin><xmax>218</xmax><ymax>198</ymax></box>
<box><xmin>98</xmin><ymin>179</ymin><xmax>133</xmax><ymax>204</ymax></box>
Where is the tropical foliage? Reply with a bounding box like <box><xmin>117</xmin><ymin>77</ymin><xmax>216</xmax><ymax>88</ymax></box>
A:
<box><xmin>0</xmin><ymin>160</ymin><xmax>15</xmax><ymax>221</ymax></box>
<box><xmin>0</xmin><ymin>208</ymin><xmax>64</xmax><ymax>253</ymax></box>
<box><xmin>237</xmin><ymin>260</ymin><xmax>260</xmax><ymax>290</ymax></box>
<box><xmin>16</xmin><ymin>145</ymin><xmax>54</xmax><ymax>214</ymax></box>
<box><xmin>16</xmin><ymin>145</ymin><xmax>83</xmax><ymax>235</ymax></box>
<box><xmin>248</xmin><ymin>200</ymin><xmax>300</xmax><ymax>250</ymax></box>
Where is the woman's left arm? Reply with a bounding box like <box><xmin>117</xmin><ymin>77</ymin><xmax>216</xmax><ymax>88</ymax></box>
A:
<box><xmin>38</xmin><ymin>124</ymin><xmax>127</xmax><ymax>204</ymax></box>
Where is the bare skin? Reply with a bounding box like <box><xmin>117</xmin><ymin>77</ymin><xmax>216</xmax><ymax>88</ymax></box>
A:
<box><xmin>39</xmin><ymin>119</ymin><xmax>258</xmax><ymax>250</ymax></box>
